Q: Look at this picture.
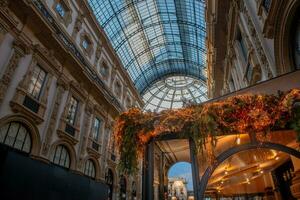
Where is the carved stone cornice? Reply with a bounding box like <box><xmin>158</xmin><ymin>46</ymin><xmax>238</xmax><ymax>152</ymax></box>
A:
<box><xmin>57</xmin><ymin>129</ymin><xmax>79</xmax><ymax>145</ymax></box>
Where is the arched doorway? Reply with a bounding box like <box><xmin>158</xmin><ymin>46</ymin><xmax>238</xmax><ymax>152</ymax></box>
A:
<box><xmin>199</xmin><ymin>142</ymin><xmax>300</xmax><ymax>199</ymax></box>
<box><xmin>105</xmin><ymin>169</ymin><xmax>114</xmax><ymax>200</ymax></box>
<box><xmin>120</xmin><ymin>175</ymin><xmax>127</xmax><ymax>200</ymax></box>
<box><xmin>168</xmin><ymin>162</ymin><xmax>194</xmax><ymax>200</ymax></box>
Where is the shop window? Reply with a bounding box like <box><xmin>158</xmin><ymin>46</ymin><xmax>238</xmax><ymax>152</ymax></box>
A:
<box><xmin>84</xmin><ymin>159</ymin><xmax>96</xmax><ymax>178</ymax></box>
<box><xmin>51</xmin><ymin>145</ymin><xmax>70</xmax><ymax>168</ymax></box>
<box><xmin>0</xmin><ymin>122</ymin><xmax>31</xmax><ymax>153</ymax></box>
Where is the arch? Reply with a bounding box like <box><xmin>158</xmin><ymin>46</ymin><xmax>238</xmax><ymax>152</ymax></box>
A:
<box><xmin>198</xmin><ymin>142</ymin><xmax>300</xmax><ymax>199</ymax></box>
<box><xmin>0</xmin><ymin>114</ymin><xmax>41</xmax><ymax>156</ymax></box>
<box><xmin>82</xmin><ymin>156</ymin><xmax>101</xmax><ymax>179</ymax></box>
<box><xmin>274</xmin><ymin>0</ymin><xmax>300</xmax><ymax>74</ymax></box>
<box><xmin>105</xmin><ymin>168</ymin><xmax>115</xmax><ymax>200</ymax></box>
<box><xmin>49</xmin><ymin>140</ymin><xmax>77</xmax><ymax>170</ymax></box>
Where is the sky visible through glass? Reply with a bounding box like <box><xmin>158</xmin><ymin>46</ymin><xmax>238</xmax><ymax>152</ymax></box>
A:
<box><xmin>143</xmin><ymin>75</ymin><xmax>207</xmax><ymax>111</ymax></box>
<box><xmin>168</xmin><ymin>162</ymin><xmax>193</xmax><ymax>191</ymax></box>
<box><xmin>88</xmin><ymin>0</ymin><xmax>208</xmax><ymax>106</ymax></box>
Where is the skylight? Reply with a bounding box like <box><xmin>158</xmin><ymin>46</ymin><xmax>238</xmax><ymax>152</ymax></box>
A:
<box><xmin>88</xmin><ymin>0</ymin><xmax>207</xmax><ymax>110</ymax></box>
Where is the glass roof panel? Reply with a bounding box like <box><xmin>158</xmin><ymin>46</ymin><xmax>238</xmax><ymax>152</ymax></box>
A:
<box><xmin>143</xmin><ymin>75</ymin><xmax>208</xmax><ymax>111</ymax></box>
<box><xmin>88</xmin><ymin>0</ymin><xmax>207</xmax><ymax>95</ymax></box>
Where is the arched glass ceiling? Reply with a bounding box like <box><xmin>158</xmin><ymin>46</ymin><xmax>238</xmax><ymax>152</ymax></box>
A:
<box><xmin>88</xmin><ymin>0</ymin><xmax>207</xmax><ymax>94</ymax></box>
<box><xmin>143</xmin><ymin>75</ymin><xmax>207</xmax><ymax>111</ymax></box>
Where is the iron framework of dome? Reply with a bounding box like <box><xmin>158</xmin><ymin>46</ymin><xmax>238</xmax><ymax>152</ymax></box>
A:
<box><xmin>88</xmin><ymin>0</ymin><xmax>207</xmax><ymax>110</ymax></box>
<box><xmin>143</xmin><ymin>75</ymin><xmax>207</xmax><ymax>111</ymax></box>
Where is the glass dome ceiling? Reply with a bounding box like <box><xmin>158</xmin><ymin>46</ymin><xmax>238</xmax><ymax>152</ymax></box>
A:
<box><xmin>88</xmin><ymin>0</ymin><xmax>208</xmax><ymax>110</ymax></box>
<box><xmin>143</xmin><ymin>75</ymin><xmax>207</xmax><ymax>111</ymax></box>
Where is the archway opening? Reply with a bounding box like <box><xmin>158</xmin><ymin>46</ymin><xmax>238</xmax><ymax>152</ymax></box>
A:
<box><xmin>168</xmin><ymin>162</ymin><xmax>194</xmax><ymax>200</ymax></box>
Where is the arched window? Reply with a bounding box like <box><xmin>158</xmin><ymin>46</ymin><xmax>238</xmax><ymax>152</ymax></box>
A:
<box><xmin>0</xmin><ymin>122</ymin><xmax>32</xmax><ymax>153</ymax></box>
<box><xmin>105</xmin><ymin>169</ymin><xmax>114</xmax><ymax>200</ymax></box>
<box><xmin>84</xmin><ymin>159</ymin><xmax>96</xmax><ymax>178</ymax></box>
<box><xmin>51</xmin><ymin>145</ymin><xmax>70</xmax><ymax>168</ymax></box>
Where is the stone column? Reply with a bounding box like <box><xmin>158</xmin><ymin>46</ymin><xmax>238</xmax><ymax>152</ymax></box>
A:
<box><xmin>0</xmin><ymin>41</ymin><xmax>25</xmax><ymax>105</ymax></box>
<box><xmin>290</xmin><ymin>156</ymin><xmax>300</xmax><ymax>199</ymax></box>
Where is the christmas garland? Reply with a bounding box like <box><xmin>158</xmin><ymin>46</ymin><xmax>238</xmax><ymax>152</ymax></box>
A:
<box><xmin>114</xmin><ymin>89</ymin><xmax>300</xmax><ymax>175</ymax></box>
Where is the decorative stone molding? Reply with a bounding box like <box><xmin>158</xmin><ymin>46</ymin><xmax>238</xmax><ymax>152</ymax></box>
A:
<box><xmin>0</xmin><ymin>41</ymin><xmax>26</xmax><ymax>106</ymax></box>
<box><xmin>10</xmin><ymin>49</ymin><xmax>56</xmax><ymax>124</ymax></box>
<box><xmin>0</xmin><ymin>114</ymin><xmax>41</xmax><ymax>157</ymax></box>
<box><xmin>78</xmin><ymin>100</ymin><xmax>93</xmax><ymax>161</ymax></box>
<box><xmin>94</xmin><ymin>44</ymin><xmax>102</xmax><ymax>66</ymax></box>
<box><xmin>71</xmin><ymin>14</ymin><xmax>83</xmax><ymax>39</ymax></box>
<box><xmin>241</xmin><ymin>0</ymin><xmax>273</xmax><ymax>79</ymax></box>
<box><xmin>52</xmin><ymin>0</ymin><xmax>73</xmax><ymax>27</ymax></box>
<box><xmin>80</xmin><ymin>31</ymin><xmax>94</xmax><ymax>58</ymax></box>
<box><xmin>49</xmin><ymin>139</ymin><xmax>77</xmax><ymax>170</ymax></box>
<box><xmin>41</xmin><ymin>83</ymin><xmax>65</xmax><ymax>156</ymax></box>
<box><xmin>56</xmin><ymin>81</ymin><xmax>86</xmax><ymax>145</ymax></box>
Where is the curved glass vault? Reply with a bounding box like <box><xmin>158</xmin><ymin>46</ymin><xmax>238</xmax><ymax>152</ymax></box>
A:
<box><xmin>143</xmin><ymin>76</ymin><xmax>207</xmax><ymax>111</ymax></box>
<box><xmin>88</xmin><ymin>0</ymin><xmax>208</xmax><ymax>109</ymax></box>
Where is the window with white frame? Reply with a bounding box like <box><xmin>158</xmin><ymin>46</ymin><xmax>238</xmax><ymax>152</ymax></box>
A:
<box><xmin>84</xmin><ymin>159</ymin><xmax>96</xmax><ymax>178</ymax></box>
<box><xmin>66</xmin><ymin>96</ymin><xmax>78</xmax><ymax>125</ymax></box>
<box><xmin>92</xmin><ymin>117</ymin><xmax>101</xmax><ymax>141</ymax></box>
<box><xmin>0</xmin><ymin>122</ymin><xmax>31</xmax><ymax>153</ymax></box>
<box><xmin>51</xmin><ymin>145</ymin><xmax>70</xmax><ymax>168</ymax></box>
<box><xmin>27</xmin><ymin>64</ymin><xmax>47</xmax><ymax>100</ymax></box>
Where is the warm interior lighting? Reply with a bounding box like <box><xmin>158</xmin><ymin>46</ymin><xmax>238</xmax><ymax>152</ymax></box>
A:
<box><xmin>275</xmin><ymin>156</ymin><xmax>279</xmax><ymax>160</ymax></box>
<box><xmin>236</xmin><ymin>135</ymin><xmax>241</xmax><ymax>145</ymax></box>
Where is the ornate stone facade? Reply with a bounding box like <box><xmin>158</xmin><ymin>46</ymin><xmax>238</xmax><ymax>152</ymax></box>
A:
<box><xmin>0</xmin><ymin>0</ymin><xmax>144</xmax><ymax>199</ymax></box>
<box><xmin>207</xmin><ymin>0</ymin><xmax>298</xmax><ymax>98</ymax></box>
